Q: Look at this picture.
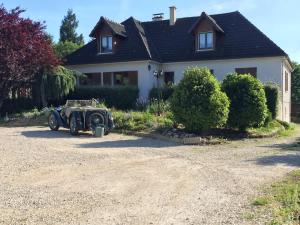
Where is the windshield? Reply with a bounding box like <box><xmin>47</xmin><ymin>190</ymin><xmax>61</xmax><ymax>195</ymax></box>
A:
<box><xmin>65</xmin><ymin>99</ymin><xmax>98</xmax><ymax>107</ymax></box>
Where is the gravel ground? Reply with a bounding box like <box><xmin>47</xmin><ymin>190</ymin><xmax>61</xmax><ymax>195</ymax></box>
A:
<box><xmin>0</xmin><ymin>126</ymin><xmax>300</xmax><ymax>225</ymax></box>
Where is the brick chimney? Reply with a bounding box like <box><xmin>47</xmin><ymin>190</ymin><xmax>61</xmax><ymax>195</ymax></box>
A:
<box><xmin>169</xmin><ymin>6</ymin><xmax>177</xmax><ymax>25</ymax></box>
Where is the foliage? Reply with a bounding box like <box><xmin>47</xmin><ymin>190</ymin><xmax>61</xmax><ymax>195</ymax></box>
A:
<box><xmin>0</xmin><ymin>6</ymin><xmax>58</xmax><ymax>108</ymax></box>
<box><xmin>149</xmin><ymin>87</ymin><xmax>174</xmax><ymax>101</ymax></box>
<box><xmin>68</xmin><ymin>86</ymin><xmax>139</xmax><ymax>110</ymax></box>
<box><xmin>253</xmin><ymin>170</ymin><xmax>300</xmax><ymax>225</ymax></box>
<box><xmin>54</xmin><ymin>41</ymin><xmax>82</xmax><ymax>58</ymax></box>
<box><xmin>170</xmin><ymin>67</ymin><xmax>230</xmax><ymax>132</ymax></box>
<box><xmin>222</xmin><ymin>73</ymin><xmax>268</xmax><ymax>130</ymax></box>
<box><xmin>59</xmin><ymin>9</ymin><xmax>84</xmax><ymax>45</ymax></box>
<box><xmin>264</xmin><ymin>83</ymin><xmax>280</xmax><ymax>119</ymax></box>
<box><xmin>292</xmin><ymin>61</ymin><xmax>300</xmax><ymax>104</ymax></box>
<box><xmin>43</xmin><ymin>66</ymin><xmax>76</xmax><ymax>101</ymax></box>
<box><xmin>112</xmin><ymin>110</ymin><xmax>173</xmax><ymax>132</ymax></box>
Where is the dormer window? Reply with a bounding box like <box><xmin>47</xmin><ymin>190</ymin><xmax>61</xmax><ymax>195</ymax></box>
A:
<box><xmin>100</xmin><ymin>36</ymin><xmax>113</xmax><ymax>53</ymax></box>
<box><xmin>198</xmin><ymin>32</ymin><xmax>213</xmax><ymax>50</ymax></box>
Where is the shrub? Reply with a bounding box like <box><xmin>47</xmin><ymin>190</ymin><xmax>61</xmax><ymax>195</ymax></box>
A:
<box><xmin>264</xmin><ymin>83</ymin><xmax>279</xmax><ymax>119</ymax></box>
<box><xmin>149</xmin><ymin>87</ymin><xmax>174</xmax><ymax>101</ymax></box>
<box><xmin>170</xmin><ymin>67</ymin><xmax>230</xmax><ymax>132</ymax></box>
<box><xmin>222</xmin><ymin>73</ymin><xmax>268</xmax><ymax>130</ymax></box>
<box><xmin>0</xmin><ymin>98</ymin><xmax>36</xmax><ymax>116</ymax></box>
<box><xmin>68</xmin><ymin>86</ymin><xmax>139</xmax><ymax>110</ymax></box>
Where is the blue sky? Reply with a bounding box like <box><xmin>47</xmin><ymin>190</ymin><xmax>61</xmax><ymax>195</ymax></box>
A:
<box><xmin>2</xmin><ymin>0</ymin><xmax>300</xmax><ymax>62</ymax></box>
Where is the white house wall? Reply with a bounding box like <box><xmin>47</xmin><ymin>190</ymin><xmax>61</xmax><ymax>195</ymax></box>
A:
<box><xmin>282</xmin><ymin>60</ymin><xmax>292</xmax><ymax>122</ymax></box>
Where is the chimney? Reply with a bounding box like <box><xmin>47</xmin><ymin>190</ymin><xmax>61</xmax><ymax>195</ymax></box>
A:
<box><xmin>169</xmin><ymin>6</ymin><xmax>176</xmax><ymax>25</ymax></box>
<box><xmin>152</xmin><ymin>13</ymin><xmax>164</xmax><ymax>21</ymax></box>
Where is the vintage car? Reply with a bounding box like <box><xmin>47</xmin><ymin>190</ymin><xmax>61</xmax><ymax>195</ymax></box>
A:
<box><xmin>48</xmin><ymin>99</ymin><xmax>114</xmax><ymax>135</ymax></box>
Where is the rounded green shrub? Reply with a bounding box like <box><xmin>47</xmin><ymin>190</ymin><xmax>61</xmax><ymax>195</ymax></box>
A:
<box><xmin>170</xmin><ymin>67</ymin><xmax>230</xmax><ymax>132</ymax></box>
<box><xmin>222</xmin><ymin>73</ymin><xmax>268</xmax><ymax>130</ymax></box>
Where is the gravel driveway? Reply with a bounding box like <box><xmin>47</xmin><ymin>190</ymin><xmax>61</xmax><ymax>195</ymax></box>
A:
<box><xmin>0</xmin><ymin>126</ymin><xmax>300</xmax><ymax>225</ymax></box>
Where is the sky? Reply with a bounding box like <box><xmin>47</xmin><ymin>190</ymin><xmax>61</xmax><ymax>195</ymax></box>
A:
<box><xmin>2</xmin><ymin>0</ymin><xmax>300</xmax><ymax>62</ymax></box>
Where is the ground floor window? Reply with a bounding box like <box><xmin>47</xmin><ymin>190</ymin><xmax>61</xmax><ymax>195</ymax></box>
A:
<box><xmin>79</xmin><ymin>71</ymin><xmax>138</xmax><ymax>87</ymax></box>
<box><xmin>164</xmin><ymin>72</ymin><xmax>174</xmax><ymax>85</ymax></box>
<box><xmin>103</xmin><ymin>72</ymin><xmax>112</xmax><ymax>86</ymax></box>
<box><xmin>113</xmin><ymin>71</ymin><xmax>138</xmax><ymax>86</ymax></box>
<box><xmin>235</xmin><ymin>67</ymin><xmax>257</xmax><ymax>78</ymax></box>
<box><xmin>79</xmin><ymin>73</ymin><xmax>102</xmax><ymax>85</ymax></box>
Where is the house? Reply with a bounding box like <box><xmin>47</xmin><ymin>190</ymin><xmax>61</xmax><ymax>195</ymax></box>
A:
<box><xmin>65</xmin><ymin>6</ymin><xmax>293</xmax><ymax>122</ymax></box>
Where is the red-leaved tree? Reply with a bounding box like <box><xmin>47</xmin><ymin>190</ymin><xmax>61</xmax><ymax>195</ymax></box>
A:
<box><xmin>0</xmin><ymin>5</ymin><xmax>59</xmax><ymax>108</ymax></box>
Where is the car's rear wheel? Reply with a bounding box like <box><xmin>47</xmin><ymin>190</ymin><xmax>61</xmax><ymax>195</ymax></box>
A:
<box><xmin>48</xmin><ymin>113</ymin><xmax>59</xmax><ymax>131</ymax></box>
<box><xmin>70</xmin><ymin>115</ymin><xmax>79</xmax><ymax>136</ymax></box>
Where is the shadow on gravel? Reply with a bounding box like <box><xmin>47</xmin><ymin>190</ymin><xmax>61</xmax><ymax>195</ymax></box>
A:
<box><xmin>21</xmin><ymin>129</ymin><xmax>93</xmax><ymax>139</ymax></box>
<box><xmin>254</xmin><ymin>138</ymin><xmax>300</xmax><ymax>167</ymax></box>
<box><xmin>77</xmin><ymin>138</ymin><xmax>180</xmax><ymax>149</ymax></box>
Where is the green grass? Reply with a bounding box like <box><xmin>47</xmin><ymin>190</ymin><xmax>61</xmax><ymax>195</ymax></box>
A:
<box><xmin>247</xmin><ymin>120</ymin><xmax>296</xmax><ymax>138</ymax></box>
<box><xmin>252</xmin><ymin>197</ymin><xmax>270</xmax><ymax>206</ymax></box>
<box><xmin>253</xmin><ymin>170</ymin><xmax>300</xmax><ymax>225</ymax></box>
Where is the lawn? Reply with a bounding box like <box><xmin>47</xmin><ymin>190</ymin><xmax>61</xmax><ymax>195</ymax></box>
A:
<box><xmin>252</xmin><ymin>170</ymin><xmax>300</xmax><ymax>225</ymax></box>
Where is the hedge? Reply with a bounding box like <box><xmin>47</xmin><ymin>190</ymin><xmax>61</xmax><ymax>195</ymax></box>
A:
<box><xmin>68</xmin><ymin>86</ymin><xmax>139</xmax><ymax>110</ymax></box>
<box><xmin>148</xmin><ymin>87</ymin><xmax>174</xmax><ymax>101</ymax></box>
<box><xmin>0</xmin><ymin>98</ymin><xmax>36</xmax><ymax>116</ymax></box>
<box><xmin>264</xmin><ymin>83</ymin><xmax>279</xmax><ymax>119</ymax></box>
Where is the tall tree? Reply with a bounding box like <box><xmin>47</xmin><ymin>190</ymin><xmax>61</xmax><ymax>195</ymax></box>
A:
<box><xmin>54</xmin><ymin>41</ymin><xmax>82</xmax><ymax>59</ymax></box>
<box><xmin>59</xmin><ymin>9</ymin><xmax>84</xmax><ymax>45</ymax></box>
<box><xmin>0</xmin><ymin>5</ymin><xmax>59</xmax><ymax>109</ymax></box>
<box><xmin>292</xmin><ymin>61</ymin><xmax>300</xmax><ymax>104</ymax></box>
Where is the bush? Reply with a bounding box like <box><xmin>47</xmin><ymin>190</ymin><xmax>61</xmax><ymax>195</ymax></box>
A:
<box><xmin>149</xmin><ymin>87</ymin><xmax>174</xmax><ymax>101</ymax></box>
<box><xmin>0</xmin><ymin>98</ymin><xmax>36</xmax><ymax>116</ymax></box>
<box><xmin>222</xmin><ymin>73</ymin><xmax>268</xmax><ymax>130</ymax></box>
<box><xmin>68</xmin><ymin>86</ymin><xmax>139</xmax><ymax>110</ymax></box>
<box><xmin>264</xmin><ymin>83</ymin><xmax>279</xmax><ymax>119</ymax></box>
<box><xmin>170</xmin><ymin>67</ymin><xmax>230</xmax><ymax>132</ymax></box>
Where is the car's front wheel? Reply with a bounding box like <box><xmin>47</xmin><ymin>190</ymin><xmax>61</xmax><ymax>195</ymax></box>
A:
<box><xmin>48</xmin><ymin>113</ymin><xmax>59</xmax><ymax>131</ymax></box>
<box><xmin>69</xmin><ymin>115</ymin><xmax>79</xmax><ymax>136</ymax></box>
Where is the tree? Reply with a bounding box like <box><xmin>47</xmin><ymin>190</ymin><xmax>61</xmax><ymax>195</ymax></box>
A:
<box><xmin>54</xmin><ymin>41</ymin><xmax>82</xmax><ymax>59</ymax></box>
<box><xmin>170</xmin><ymin>67</ymin><xmax>230</xmax><ymax>132</ymax></box>
<box><xmin>292</xmin><ymin>61</ymin><xmax>300</xmax><ymax>104</ymax></box>
<box><xmin>43</xmin><ymin>66</ymin><xmax>76</xmax><ymax>101</ymax></box>
<box><xmin>0</xmin><ymin>5</ymin><xmax>58</xmax><ymax>109</ymax></box>
<box><xmin>59</xmin><ymin>9</ymin><xmax>84</xmax><ymax>45</ymax></box>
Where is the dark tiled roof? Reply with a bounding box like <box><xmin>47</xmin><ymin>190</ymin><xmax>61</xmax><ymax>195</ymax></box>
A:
<box><xmin>65</xmin><ymin>11</ymin><xmax>287</xmax><ymax>65</ymax></box>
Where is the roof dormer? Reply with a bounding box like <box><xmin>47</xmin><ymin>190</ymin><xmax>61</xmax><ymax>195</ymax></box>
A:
<box><xmin>89</xmin><ymin>17</ymin><xmax>127</xmax><ymax>54</ymax></box>
<box><xmin>189</xmin><ymin>12</ymin><xmax>224</xmax><ymax>51</ymax></box>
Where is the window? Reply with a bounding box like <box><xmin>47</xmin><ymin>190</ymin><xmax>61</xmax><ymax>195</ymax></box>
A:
<box><xmin>103</xmin><ymin>72</ymin><xmax>112</xmax><ymax>86</ymax></box>
<box><xmin>113</xmin><ymin>71</ymin><xmax>138</xmax><ymax>86</ymax></box>
<box><xmin>164</xmin><ymin>72</ymin><xmax>174</xmax><ymax>85</ymax></box>
<box><xmin>235</xmin><ymin>67</ymin><xmax>257</xmax><ymax>78</ymax></box>
<box><xmin>79</xmin><ymin>73</ymin><xmax>102</xmax><ymax>85</ymax></box>
<box><xmin>100</xmin><ymin>36</ymin><xmax>113</xmax><ymax>53</ymax></box>
<box><xmin>198</xmin><ymin>32</ymin><xmax>213</xmax><ymax>50</ymax></box>
<box><xmin>285</xmin><ymin>71</ymin><xmax>289</xmax><ymax>92</ymax></box>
